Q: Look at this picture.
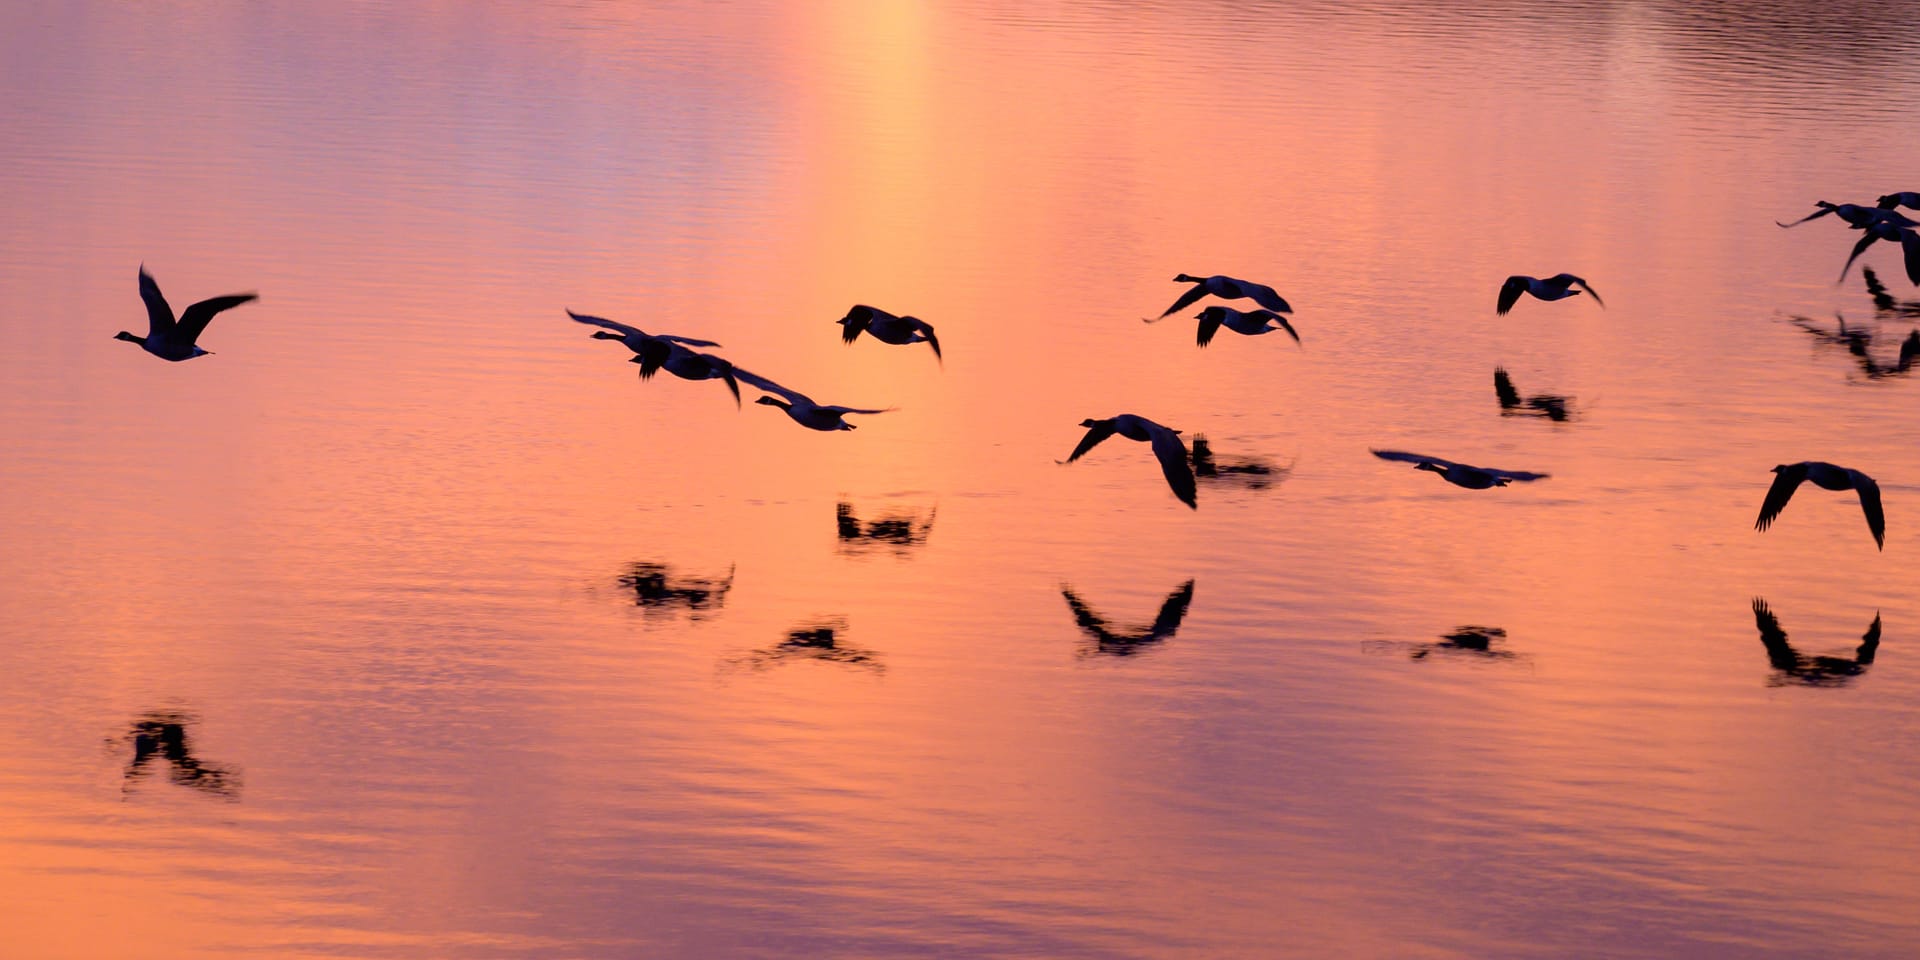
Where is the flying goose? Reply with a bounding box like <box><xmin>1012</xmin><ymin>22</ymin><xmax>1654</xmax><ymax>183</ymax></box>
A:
<box><xmin>1777</xmin><ymin>201</ymin><xmax>1919</xmax><ymax>230</ymax></box>
<box><xmin>1059</xmin><ymin>414</ymin><xmax>1197</xmax><ymax>508</ymax></box>
<box><xmin>1151</xmin><ymin>273</ymin><xmax>1292</xmax><ymax>320</ymax></box>
<box><xmin>1878</xmin><ymin>192</ymin><xmax>1920</xmax><ymax>211</ymax></box>
<box><xmin>1371</xmin><ymin>449</ymin><xmax>1549</xmax><ymax>489</ymax></box>
<box><xmin>735</xmin><ymin>370</ymin><xmax>893</xmax><ymax>431</ymax></box>
<box><xmin>838</xmin><ymin>305</ymin><xmax>942</xmax><ymax>365</ymax></box>
<box><xmin>629</xmin><ymin>341</ymin><xmax>743</xmax><ymax>406</ymax></box>
<box><xmin>1836</xmin><ymin>218</ymin><xmax>1920</xmax><ymax>285</ymax></box>
<box><xmin>1496</xmin><ymin>274</ymin><xmax>1603</xmax><ymax>315</ymax></box>
<box><xmin>1152</xmin><ymin>305</ymin><xmax>1300</xmax><ymax>347</ymax></box>
<box><xmin>1755</xmin><ymin>462</ymin><xmax>1885</xmax><ymax>550</ymax></box>
<box><xmin>116</xmin><ymin>266</ymin><xmax>257</xmax><ymax>361</ymax></box>
<box><xmin>568</xmin><ymin>309</ymin><xmax>720</xmax><ymax>353</ymax></box>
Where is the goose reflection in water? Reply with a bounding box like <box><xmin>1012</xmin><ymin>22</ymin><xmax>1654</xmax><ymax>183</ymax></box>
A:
<box><xmin>1061</xmin><ymin>579</ymin><xmax>1195</xmax><ymax>658</ymax></box>
<box><xmin>1751</xmin><ymin>599</ymin><xmax>1881</xmax><ymax>688</ymax></box>
<box><xmin>1787</xmin><ymin>308</ymin><xmax>1918</xmax><ymax>381</ymax></box>
<box><xmin>835</xmin><ymin>501</ymin><xmax>936</xmax><ymax>554</ymax></box>
<box><xmin>121</xmin><ymin>712</ymin><xmax>240</xmax><ymax>800</ymax></box>
<box><xmin>1363</xmin><ymin>625</ymin><xmax>1528</xmax><ymax>664</ymax></box>
<box><xmin>617</xmin><ymin>561</ymin><xmax>734</xmax><ymax>620</ymax></box>
<box><xmin>1494</xmin><ymin>367</ymin><xmax>1575</xmax><ymax>422</ymax></box>
<box><xmin>1189</xmin><ymin>436</ymin><xmax>1290</xmax><ymax>491</ymax></box>
<box><xmin>1863</xmin><ymin>266</ymin><xmax>1920</xmax><ymax>318</ymax></box>
<box><xmin>725</xmin><ymin>618</ymin><xmax>883</xmax><ymax>674</ymax></box>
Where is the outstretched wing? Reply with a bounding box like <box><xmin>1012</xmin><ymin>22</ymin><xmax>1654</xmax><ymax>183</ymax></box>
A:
<box><xmin>822</xmin><ymin>403</ymin><xmax>895</xmax><ymax>416</ymax></box>
<box><xmin>1755</xmin><ymin>463</ymin><xmax>1807</xmax><ymax>532</ymax></box>
<box><xmin>1852</xmin><ymin>471</ymin><xmax>1885</xmax><ymax>549</ymax></box>
<box><xmin>716</xmin><ymin>363</ymin><xmax>742</xmax><ymax>408</ymax></box>
<box><xmin>1148</xmin><ymin>580</ymin><xmax>1196</xmax><ymax>639</ymax></box>
<box><xmin>1148</xmin><ymin>424</ymin><xmax>1198</xmax><ymax>509</ymax></box>
<box><xmin>733</xmin><ymin>368</ymin><xmax>808</xmax><ymax>406</ymax></box>
<box><xmin>1371</xmin><ymin>449</ymin><xmax>1459</xmax><ymax>470</ymax></box>
<box><xmin>634</xmin><ymin>338</ymin><xmax>673</xmax><ymax>379</ymax></box>
<box><xmin>568</xmin><ymin>310</ymin><xmax>642</xmax><ymax>339</ymax></box>
<box><xmin>916</xmin><ymin>319</ymin><xmax>943</xmax><ymax>364</ymax></box>
<box><xmin>1238</xmin><ymin>280</ymin><xmax>1292</xmax><ymax>314</ymax></box>
<box><xmin>1900</xmin><ymin>229</ymin><xmax>1920</xmax><ymax>286</ymax></box>
<box><xmin>138</xmin><ymin>266</ymin><xmax>175</xmax><ymax>337</ymax></box>
<box><xmin>1837</xmin><ymin>232</ymin><xmax>1880</xmax><ymax>284</ymax></box>
<box><xmin>1062</xmin><ymin>419</ymin><xmax>1117</xmax><ymax>463</ymax></box>
<box><xmin>1153</xmin><ymin>282</ymin><xmax>1210</xmax><ymax>321</ymax></box>
<box><xmin>1494</xmin><ymin>367</ymin><xmax>1522</xmax><ymax>408</ymax></box>
<box><xmin>1489</xmin><ymin>467</ymin><xmax>1550</xmax><ymax>483</ymax></box>
<box><xmin>176</xmin><ymin>293</ymin><xmax>258</xmax><ymax>346</ymax></box>
<box><xmin>1496</xmin><ymin>277</ymin><xmax>1526</xmax><ymax>316</ymax></box>
<box><xmin>1196</xmin><ymin>310</ymin><xmax>1224</xmax><ymax>347</ymax></box>
<box><xmin>1776</xmin><ymin>205</ymin><xmax>1835</xmax><ymax>228</ymax></box>
<box><xmin>1569</xmin><ymin>276</ymin><xmax>1603</xmax><ymax>308</ymax></box>
<box><xmin>1751</xmin><ymin>598</ymin><xmax>1795</xmax><ymax>661</ymax></box>
<box><xmin>1267</xmin><ymin>312</ymin><xmax>1301</xmax><ymax>345</ymax></box>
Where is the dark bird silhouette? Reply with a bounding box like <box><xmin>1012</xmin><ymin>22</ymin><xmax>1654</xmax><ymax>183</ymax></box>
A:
<box><xmin>1496</xmin><ymin>274</ymin><xmax>1602</xmax><ymax>315</ymax></box>
<box><xmin>1777</xmin><ymin>201</ymin><xmax>1918</xmax><ymax>230</ymax></box>
<box><xmin>1877</xmin><ymin>192</ymin><xmax>1920</xmax><ymax>212</ymax></box>
<box><xmin>1371</xmin><ymin>449</ymin><xmax>1549</xmax><ymax>489</ymax></box>
<box><xmin>116</xmin><ymin>266</ymin><xmax>257</xmax><ymax>361</ymax></box>
<box><xmin>1494</xmin><ymin>367</ymin><xmax>1573</xmax><ymax>421</ymax></box>
<box><xmin>1146</xmin><ymin>305</ymin><xmax>1299</xmax><ymax>347</ymax></box>
<box><xmin>1061</xmin><ymin>579</ymin><xmax>1196</xmax><ymax>657</ymax></box>
<box><xmin>837</xmin><ymin>304</ymin><xmax>942</xmax><ymax>365</ymax></box>
<box><xmin>1060</xmin><ymin>414</ymin><xmax>1198</xmax><ymax>509</ymax></box>
<box><xmin>569</xmin><ymin>309</ymin><xmax>720</xmax><ymax>353</ymax></box>
<box><xmin>736</xmin><ymin>370</ymin><xmax>893</xmax><ymax>431</ymax></box>
<box><xmin>617</xmin><ymin>561</ymin><xmax>734</xmax><ymax>618</ymax></box>
<box><xmin>1755</xmin><ymin>462</ymin><xmax>1885</xmax><ymax>550</ymax></box>
<box><xmin>122</xmin><ymin>712</ymin><xmax>240</xmax><ymax>799</ymax></box>
<box><xmin>836</xmin><ymin>501</ymin><xmax>936</xmax><ymax>552</ymax></box>
<box><xmin>1835</xmin><ymin>218</ymin><xmax>1920</xmax><ymax>286</ymax></box>
<box><xmin>1152</xmin><ymin>273</ymin><xmax>1292</xmax><ymax>320</ymax></box>
<box><xmin>1751</xmin><ymin>599</ymin><xmax>1881</xmax><ymax>687</ymax></box>
<box><xmin>628</xmin><ymin>342</ymin><xmax>743</xmax><ymax>406</ymax></box>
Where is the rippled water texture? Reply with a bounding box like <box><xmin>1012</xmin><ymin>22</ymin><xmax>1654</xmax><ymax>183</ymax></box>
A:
<box><xmin>3</xmin><ymin>2</ymin><xmax>1919</xmax><ymax>957</ymax></box>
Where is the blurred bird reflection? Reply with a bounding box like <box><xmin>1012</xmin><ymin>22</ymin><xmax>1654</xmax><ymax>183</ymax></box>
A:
<box><xmin>1787</xmin><ymin>311</ymin><xmax>1918</xmax><ymax>381</ymax></box>
<box><xmin>835</xmin><ymin>501</ymin><xmax>937</xmax><ymax>555</ymax></box>
<box><xmin>616</xmin><ymin>561</ymin><xmax>734</xmax><ymax>620</ymax></box>
<box><xmin>723</xmin><ymin>618</ymin><xmax>884</xmax><ymax>674</ymax></box>
<box><xmin>1364</xmin><ymin>625</ymin><xmax>1527</xmax><ymax>664</ymax></box>
<box><xmin>1061</xmin><ymin>579</ymin><xmax>1196</xmax><ymax>658</ymax></box>
<box><xmin>1751</xmin><ymin>599</ymin><xmax>1881</xmax><ymax>688</ymax></box>
<box><xmin>1189</xmin><ymin>436</ymin><xmax>1290</xmax><ymax>491</ymax></box>
<box><xmin>121</xmin><ymin>711</ymin><xmax>240</xmax><ymax>800</ymax></box>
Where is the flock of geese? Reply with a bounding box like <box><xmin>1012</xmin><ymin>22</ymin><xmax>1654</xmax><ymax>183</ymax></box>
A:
<box><xmin>117</xmin><ymin>190</ymin><xmax>1914</xmax><ymax>552</ymax></box>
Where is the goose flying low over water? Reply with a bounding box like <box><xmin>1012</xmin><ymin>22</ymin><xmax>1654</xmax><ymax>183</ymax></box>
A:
<box><xmin>1776</xmin><ymin>202</ymin><xmax>1920</xmax><ymax>230</ymax></box>
<box><xmin>116</xmin><ymin>266</ymin><xmax>257</xmax><ymax>361</ymax></box>
<box><xmin>838</xmin><ymin>305</ymin><xmax>942</xmax><ymax>365</ymax></box>
<box><xmin>568</xmin><ymin>310</ymin><xmax>721</xmax><ymax>353</ymax></box>
<box><xmin>1755</xmin><ymin>461</ymin><xmax>1885</xmax><ymax>550</ymax></box>
<box><xmin>1496</xmin><ymin>274</ymin><xmax>1603</xmax><ymax>315</ymax></box>
<box><xmin>1152</xmin><ymin>274</ymin><xmax>1292</xmax><ymax>320</ymax></box>
<box><xmin>735</xmin><ymin>370</ymin><xmax>893</xmax><ymax>431</ymax></box>
<box><xmin>1371</xmin><ymin>449</ymin><xmax>1549</xmax><ymax>489</ymax></box>
<box><xmin>629</xmin><ymin>342</ymin><xmax>743</xmax><ymax>406</ymax></box>
<box><xmin>1059</xmin><ymin>414</ymin><xmax>1197</xmax><ymax>509</ymax></box>
<box><xmin>1153</xmin><ymin>305</ymin><xmax>1300</xmax><ymax>347</ymax></box>
<box><xmin>1836</xmin><ymin>219</ymin><xmax>1920</xmax><ymax>286</ymax></box>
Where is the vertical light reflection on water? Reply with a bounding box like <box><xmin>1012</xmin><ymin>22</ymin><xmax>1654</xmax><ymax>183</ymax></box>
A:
<box><xmin>1</xmin><ymin>0</ymin><xmax>1920</xmax><ymax>957</ymax></box>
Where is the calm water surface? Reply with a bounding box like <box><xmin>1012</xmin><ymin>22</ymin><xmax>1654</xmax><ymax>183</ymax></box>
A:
<box><xmin>3</xmin><ymin>2</ymin><xmax>1919</xmax><ymax>957</ymax></box>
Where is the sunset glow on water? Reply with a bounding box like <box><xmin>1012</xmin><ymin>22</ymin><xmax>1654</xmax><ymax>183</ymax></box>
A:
<box><xmin>2</xmin><ymin>2</ymin><xmax>1918</xmax><ymax>957</ymax></box>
